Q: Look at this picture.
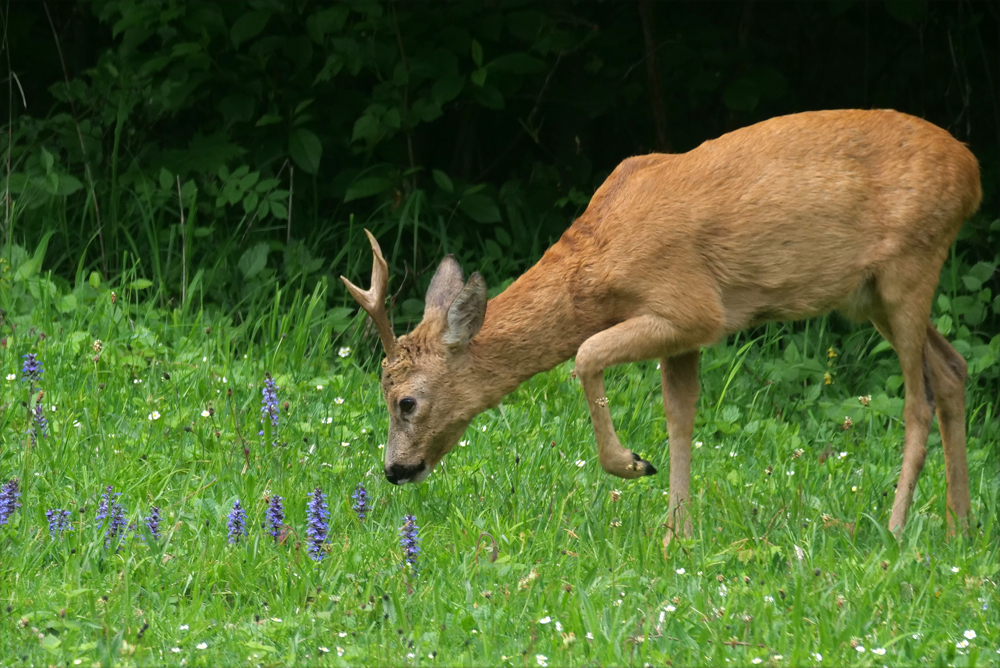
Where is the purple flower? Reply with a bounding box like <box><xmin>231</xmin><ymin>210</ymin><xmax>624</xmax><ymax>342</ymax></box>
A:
<box><xmin>145</xmin><ymin>506</ymin><xmax>161</xmax><ymax>540</ymax></box>
<box><xmin>265</xmin><ymin>495</ymin><xmax>285</xmax><ymax>541</ymax></box>
<box><xmin>227</xmin><ymin>500</ymin><xmax>247</xmax><ymax>544</ymax></box>
<box><xmin>97</xmin><ymin>485</ymin><xmax>128</xmax><ymax>548</ymax></box>
<box><xmin>261</xmin><ymin>372</ymin><xmax>279</xmax><ymax>420</ymax></box>
<box><xmin>46</xmin><ymin>509</ymin><xmax>72</xmax><ymax>537</ymax></box>
<box><xmin>398</xmin><ymin>514</ymin><xmax>421</xmax><ymax>572</ymax></box>
<box><xmin>29</xmin><ymin>402</ymin><xmax>48</xmax><ymax>444</ymax></box>
<box><xmin>21</xmin><ymin>353</ymin><xmax>43</xmax><ymax>385</ymax></box>
<box><xmin>0</xmin><ymin>479</ymin><xmax>22</xmax><ymax>526</ymax></box>
<box><xmin>351</xmin><ymin>483</ymin><xmax>369</xmax><ymax>521</ymax></box>
<box><xmin>306</xmin><ymin>488</ymin><xmax>329</xmax><ymax>561</ymax></box>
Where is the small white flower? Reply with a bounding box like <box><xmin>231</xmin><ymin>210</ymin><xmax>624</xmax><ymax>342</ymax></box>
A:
<box><xmin>148</xmin><ymin>411</ymin><xmax>161</xmax><ymax>421</ymax></box>
<box><xmin>271</xmin><ymin>618</ymin><xmax>282</xmax><ymax>623</ymax></box>
<box><xmin>459</xmin><ymin>440</ymin><xmax>469</xmax><ymax>447</ymax></box>
<box><xmin>171</xmin><ymin>647</ymin><xmax>181</xmax><ymax>653</ymax></box>
<box><xmin>337</xmin><ymin>647</ymin><xmax>344</xmax><ymax>656</ymax></box>
<box><xmin>659</xmin><ymin>611</ymin><xmax>665</xmax><ymax>623</ymax></box>
<box><xmin>695</xmin><ymin>441</ymin><xmax>703</xmax><ymax>448</ymax></box>
<box><xmin>787</xmin><ymin>470</ymin><xmax>794</xmax><ymax>476</ymax></box>
<box><xmin>338</xmin><ymin>632</ymin><xmax>347</xmax><ymax>638</ymax></box>
<box><xmin>751</xmin><ymin>659</ymin><xmax>763</xmax><ymax>665</ymax></box>
<box><xmin>812</xmin><ymin>652</ymin><xmax>822</xmax><ymax>661</ymax></box>
<box><xmin>675</xmin><ymin>568</ymin><xmax>685</xmax><ymax>575</ymax></box>
<box><xmin>951</xmin><ymin>566</ymin><xmax>961</xmax><ymax>573</ymax></box>
<box><xmin>774</xmin><ymin>655</ymin><xmax>783</xmax><ymax>661</ymax></box>
<box><xmin>873</xmin><ymin>647</ymin><xmax>886</xmax><ymax>655</ymax></box>
<box><xmin>318</xmin><ymin>647</ymin><xmax>329</xmax><ymax>653</ymax></box>
<box><xmin>538</xmin><ymin>616</ymin><xmax>551</xmax><ymax>624</ymax></box>
<box><xmin>481</xmin><ymin>425</ymin><xmax>487</xmax><ymax>431</ymax></box>
<box><xmin>338</xmin><ymin>347</ymin><xmax>351</xmax><ymax>358</ymax></box>
<box><xmin>180</xmin><ymin>625</ymin><xmax>189</xmax><ymax>631</ymax></box>
<box><xmin>201</xmin><ymin>410</ymin><xmax>210</xmax><ymax>418</ymax></box>
<box><xmin>6</xmin><ymin>373</ymin><xmax>17</xmax><ymax>381</ymax></box>
<box><xmin>134</xmin><ymin>378</ymin><xmax>141</xmax><ymax>384</ymax></box>
<box><xmin>839</xmin><ymin>451</ymin><xmax>848</xmax><ymax>459</ymax></box>
<box><xmin>956</xmin><ymin>640</ymin><xmax>969</xmax><ymax>649</ymax></box>
<box><xmin>202</xmin><ymin>356</ymin><xmax>207</xmax><ymax>363</ymax></box>
<box><xmin>316</xmin><ymin>385</ymin><xmax>324</xmax><ymax>390</ymax></box>
<box><xmin>665</xmin><ymin>604</ymin><xmax>676</xmax><ymax>612</ymax></box>
<box><xmin>855</xmin><ymin>645</ymin><xmax>865</xmax><ymax>653</ymax></box>
<box><xmin>964</xmin><ymin>630</ymin><xmax>976</xmax><ymax>640</ymax></box>
<box><xmin>341</xmin><ymin>441</ymin><xmax>350</xmax><ymax>447</ymax></box>
<box><xmin>73</xmin><ymin>420</ymin><xmax>82</xmax><ymax>428</ymax></box>
<box><xmin>555</xmin><ymin>621</ymin><xmax>563</xmax><ymax>632</ymax></box>
<box><xmin>764</xmin><ymin>595</ymin><xmax>774</xmax><ymax>603</ymax></box>
<box><xmin>222</xmin><ymin>376</ymin><xmax>227</xmax><ymax>383</ymax></box>
<box><xmin>334</xmin><ymin>397</ymin><xmax>344</xmax><ymax>405</ymax></box>
<box><xmin>50</xmin><ymin>405</ymin><xmax>57</xmax><ymax>412</ymax></box>
<box><xmin>575</xmin><ymin>460</ymin><xmax>585</xmax><ymax>467</ymax></box>
<box><xmin>196</xmin><ymin>643</ymin><xmax>207</xmax><ymax>650</ymax></box>
<box><xmin>74</xmin><ymin>661</ymin><xmax>83</xmax><ymax>666</ymax></box>
<box><xmin>912</xmin><ymin>633</ymin><xmax>922</xmax><ymax>640</ymax></box>
<box><xmin>322</xmin><ymin>417</ymin><xmax>333</xmax><ymax>424</ymax></box>
<box><xmin>536</xmin><ymin>654</ymin><xmax>548</xmax><ymax>667</ymax></box>
<box><xmin>851</xmin><ymin>485</ymin><xmax>858</xmax><ymax>492</ymax></box>
<box><xmin>729</xmin><ymin>451</ymin><xmax>737</xmax><ymax>457</ymax></box>
<box><xmin>586</xmin><ymin>632</ymin><xmax>593</xmax><ymax>640</ymax></box>
<box><xmin>613</xmin><ymin>599</ymin><xmax>622</xmax><ymax>606</ymax></box>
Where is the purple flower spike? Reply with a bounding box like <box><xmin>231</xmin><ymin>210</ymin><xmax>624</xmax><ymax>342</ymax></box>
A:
<box><xmin>97</xmin><ymin>485</ymin><xmax>128</xmax><ymax>549</ymax></box>
<box><xmin>29</xmin><ymin>402</ymin><xmax>49</xmax><ymax>444</ymax></box>
<box><xmin>398</xmin><ymin>514</ymin><xmax>421</xmax><ymax>572</ymax></box>
<box><xmin>21</xmin><ymin>353</ymin><xmax>43</xmax><ymax>385</ymax></box>
<box><xmin>46</xmin><ymin>509</ymin><xmax>72</xmax><ymax>537</ymax></box>
<box><xmin>351</xmin><ymin>483</ymin><xmax>369</xmax><ymax>521</ymax></box>
<box><xmin>227</xmin><ymin>500</ymin><xmax>247</xmax><ymax>544</ymax></box>
<box><xmin>145</xmin><ymin>506</ymin><xmax>161</xmax><ymax>540</ymax></box>
<box><xmin>306</xmin><ymin>488</ymin><xmax>329</xmax><ymax>561</ymax></box>
<box><xmin>0</xmin><ymin>479</ymin><xmax>22</xmax><ymax>526</ymax></box>
<box><xmin>265</xmin><ymin>495</ymin><xmax>285</xmax><ymax>541</ymax></box>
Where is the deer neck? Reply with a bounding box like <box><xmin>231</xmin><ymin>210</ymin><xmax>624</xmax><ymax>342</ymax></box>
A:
<box><xmin>468</xmin><ymin>254</ymin><xmax>603</xmax><ymax>408</ymax></box>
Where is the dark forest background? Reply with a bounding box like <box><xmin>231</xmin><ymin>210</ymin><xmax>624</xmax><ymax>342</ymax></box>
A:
<box><xmin>1</xmin><ymin>0</ymin><xmax>998</xmax><ymax>337</ymax></box>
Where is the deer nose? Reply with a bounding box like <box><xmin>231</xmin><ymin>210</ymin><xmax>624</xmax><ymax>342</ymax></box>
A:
<box><xmin>385</xmin><ymin>461</ymin><xmax>426</xmax><ymax>485</ymax></box>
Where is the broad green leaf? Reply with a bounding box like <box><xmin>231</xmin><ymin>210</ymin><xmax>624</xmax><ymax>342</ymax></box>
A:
<box><xmin>352</xmin><ymin>114</ymin><xmax>380</xmax><ymax>143</ymax></box>
<box><xmin>231</xmin><ymin>10</ymin><xmax>271</xmax><ymax>48</ymax></box>
<box><xmin>459</xmin><ymin>193</ymin><xmax>502</xmax><ymax>223</ymax></box>
<box><xmin>432</xmin><ymin>75</ymin><xmax>465</xmax><ymax>104</ymax></box>
<box><xmin>238</xmin><ymin>242</ymin><xmax>270</xmax><ymax>279</ymax></box>
<box><xmin>289</xmin><ymin>128</ymin><xmax>322</xmax><ymax>174</ymax></box>
<box><xmin>470</xmin><ymin>84</ymin><xmax>504</xmax><ymax>110</ymax></box>
<box><xmin>159</xmin><ymin>168</ymin><xmax>174</xmax><ymax>191</ymax></box>
<box><xmin>471</xmin><ymin>67</ymin><xmax>488</xmax><ymax>87</ymax></box>
<box><xmin>129</xmin><ymin>279</ymin><xmax>153</xmax><ymax>290</ymax></box>
<box><xmin>270</xmin><ymin>200</ymin><xmax>288</xmax><ymax>219</ymax></box>
<box><xmin>432</xmin><ymin>169</ymin><xmax>454</xmax><ymax>193</ymax></box>
<box><xmin>345</xmin><ymin>177</ymin><xmax>392</xmax><ymax>202</ymax></box>
<box><xmin>55</xmin><ymin>174</ymin><xmax>83</xmax><ymax>196</ymax></box>
<box><xmin>256</xmin><ymin>113</ymin><xmax>283</xmax><ymax>127</ymax></box>
<box><xmin>89</xmin><ymin>271</ymin><xmax>102</xmax><ymax>289</ymax></box>
<box><xmin>471</xmin><ymin>39</ymin><xmax>483</xmax><ymax>67</ymax></box>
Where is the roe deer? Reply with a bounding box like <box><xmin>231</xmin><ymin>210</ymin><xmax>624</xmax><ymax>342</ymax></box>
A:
<box><xmin>342</xmin><ymin>109</ymin><xmax>981</xmax><ymax>543</ymax></box>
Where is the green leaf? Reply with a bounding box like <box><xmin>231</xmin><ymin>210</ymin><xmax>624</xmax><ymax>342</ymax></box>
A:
<box><xmin>231</xmin><ymin>10</ymin><xmax>271</xmax><ymax>48</ymax></box>
<box><xmin>459</xmin><ymin>193</ymin><xmax>502</xmax><ymax>223</ymax></box>
<box><xmin>255</xmin><ymin>113</ymin><xmax>283</xmax><ymax>127</ymax></box>
<box><xmin>471</xmin><ymin>67</ymin><xmax>488</xmax><ymax>87</ymax></box>
<box><xmin>270</xmin><ymin>200</ymin><xmax>288</xmax><ymax>220</ymax></box>
<box><xmin>470</xmin><ymin>84</ymin><xmax>504</xmax><ymax>110</ymax></box>
<box><xmin>159</xmin><ymin>168</ymin><xmax>174</xmax><ymax>191</ymax></box>
<box><xmin>55</xmin><ymin>174</ymin><xmax>83</xmax><ymax>196</ymax></box>
<box><xmin>432</xmin><ymin>169</ymin><xmax>454</xmax><ymax>193</ymax></box>
<box><xmin>968</xmin><ymin>261</ymin><xmax>997</xmax><ymax>284</ymax></box>
<box><xmin>471</xmin><ymin>39</ymin><xmax>483</xmax><ymax>67</ymax></box>
<box><xmin>244</xmin><ymin>641</ymin><xmax>277</xmax><ymax>653</ymax></box>
<box><xmin>89</xmin><ymin>271</ymin><xmax>102</xmax><ymax>289</ymax></box>
<box><xmin>289</xmin><ymin>128</ymin><xmax>322</xmax><ymax>174</ymax></box>
<box><xmin>40</xmin><ymin>634</ymin><xmax>61</xmax><ymax>651</ymax></box>
<box><xmin>351</xmin><ymin>114</ymin><xmax>381</xmax><ymax>144</ymax></box>
<box><xmin>238</xmin><ymin>242</ymin><xmax>270</xmax><ymax>279</ymax></box>
<box><xmin>41</xmin><ymin>147</ymin><xmax>54</xmax><ymax>173</ymax></box>
<box><xmin>432</xmin><ymin>75</ymin><xmax>465</xmax><ymax>104</ymax></box>
<box><xmin>129</xmin><ymin>279</ymin><xmax>153</xmax><ymax>290</ymax></box>
<box><xmin>345</xmin><ymin>177</ymin><xmax>392</xmax><ymax>202</ymax></box>
<box><xmin>239</xmin><ymin>171</ymin><xmax>260</xmax><ymax>191</ymax></box>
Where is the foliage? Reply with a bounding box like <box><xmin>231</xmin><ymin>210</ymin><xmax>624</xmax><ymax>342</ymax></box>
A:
<box><xmin>0</xmin><ymin>268</ymin><xmax>997</xmax><ymax>666</ymax></box>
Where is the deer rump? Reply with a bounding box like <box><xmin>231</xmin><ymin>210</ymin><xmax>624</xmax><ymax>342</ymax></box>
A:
<box><xmin>343</xmin><ymin>109</ymin><xmax>981</xmax><ymax>542</ymax></box>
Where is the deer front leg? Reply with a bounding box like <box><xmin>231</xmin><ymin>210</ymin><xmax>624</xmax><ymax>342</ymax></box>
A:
<box><xmin>575</xmin><ymin>315</ymin><xmax>717</xmax><ymax>480</ymax></box>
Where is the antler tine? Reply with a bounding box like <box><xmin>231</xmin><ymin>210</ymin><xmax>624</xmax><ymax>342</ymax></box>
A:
<box><xmin>340</xmin><ymin>229</ymin><xmax>398</xmax><ymax>361</ymax></box>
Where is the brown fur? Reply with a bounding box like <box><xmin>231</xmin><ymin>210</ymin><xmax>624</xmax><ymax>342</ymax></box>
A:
<box><xmin>344</xmin><ymin>109</ymin><xmax>980</xmax><ymax>539</ymax></box>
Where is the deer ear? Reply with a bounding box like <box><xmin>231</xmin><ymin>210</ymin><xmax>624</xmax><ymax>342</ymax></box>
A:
<box><xmin>443</xmin><ymin>272</ymin><xmax>487</xmax><ymax>347</ymax></box>
<box><xmin>425</xmin><ymin>255</ymin><xmax>465</xmax><ymax>317</ymax></box>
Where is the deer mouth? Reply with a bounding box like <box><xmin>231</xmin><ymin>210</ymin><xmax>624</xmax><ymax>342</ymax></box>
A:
<box><xmin>385</xmin><ymin>460</ymin><xmax>429</xmax><ymax>485</ymax></box>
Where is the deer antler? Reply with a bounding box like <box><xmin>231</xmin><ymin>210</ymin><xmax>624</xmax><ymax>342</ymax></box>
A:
<box><xmin>340</xmin><ymin>229</ymin><xmax>397</xmax><ymax>362</ymax></box>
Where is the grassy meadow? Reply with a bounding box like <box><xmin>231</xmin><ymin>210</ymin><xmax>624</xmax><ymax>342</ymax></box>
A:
<box><xmin>0</xmin><ymin>263</ymin><xmax>998</xmax><ymax>668</ymax></box>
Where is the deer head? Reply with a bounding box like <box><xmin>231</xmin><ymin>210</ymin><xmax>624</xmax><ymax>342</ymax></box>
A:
<box><xmin>341</xmin><ymin>231</ymin><xmax>487</xmax><ymax>484</ymax></box>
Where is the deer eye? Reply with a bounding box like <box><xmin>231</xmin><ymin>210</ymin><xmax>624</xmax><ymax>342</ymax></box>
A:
<box><xmin>399</xmin><ymin>397</ymin><xmax>416</xmax><ymax>415</ymax></box>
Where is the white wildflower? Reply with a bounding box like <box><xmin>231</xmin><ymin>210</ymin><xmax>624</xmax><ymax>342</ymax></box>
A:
<box><xmin>148</xmin><ymin>411</ymin><xmax>161</xmax><ymax>421</ymax></box>
<box><xmin>338</xmin><ymin>347</ymin><xmax>351</xmax><ymax>358</ymax></box>
<box><xmin>316</xmin><ymin>385</ymin><xmax>324</xmax><ymax>391</ymax></box>
<box><xmin>951</xmin><ymin>566</ymin><xmax>961</xmax><ymax>573</ymax></box>
<box><xmin>575</xmin><ymin>460</ymin><xmax>585</xmax><ymax>467</ymax></box>
<box><xmin>201</xmin><ymin>410</ymin><xmax>210</xmax><ymax>418</ymax></box>
<box><xmin>321</xmin><ymin>417</ymin><xmax>333</xmax><ymax>424</ymax></box>
<box><xmin>196</xmin><ymin>643</ymin><xmax>207</xmax><ymax>650</ymax></box>
<box><xmin>538</xmin><ymin>616</ymin><xmax>551</xmax><ymax>624</ymax></box>
<box><xmin>675</xmin><ymin>568</ymin><xmax>685</xmax><ymax>575</ymax></box>
<box><xmin>873</xmin><ymin>647</ymin><xmax>886</xmax><ymax>655</ymax></box>
<box><xmin>536</xmin><ymin>654</ymin><xmax>548</xmax><ymax>667</ymax></box>
<box><xmin>334</xmin><ymin>397</ymin><xmax>344</xmax><ymax>405</ymax></box>
<box><xmin>5</xmin><ymin>373</ymin><xmax>15</xmax><ymax>381</ymax></box>
<box><xmin>964</xmin><ymin>630</ymin><xmax>977</xmax><ymax>640</ymax></box>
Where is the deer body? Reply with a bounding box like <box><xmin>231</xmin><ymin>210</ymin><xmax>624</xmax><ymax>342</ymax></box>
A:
<box><xmin>343</xmin><ymin>109</ymin><xmax>980</xmax><ymax>541</ymax></box>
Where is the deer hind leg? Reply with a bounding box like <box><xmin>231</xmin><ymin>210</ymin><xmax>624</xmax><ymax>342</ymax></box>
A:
<box><xmin>924</xmin><ymin>325</ymin><xmax>971</xmax><ymax>535</ymax></box>
<box><xmin>870</xmin><ymin>298</ymin><xmax>935</xmax><ymax>536</ymax></box>
<box><xmin>575</xmin><ymin>315</ymin><xmax>718</xmax><ymax>480</ymax></box>
<box><xmin>660</xmin><ymin>350</ymin><xmax>700</xmax><ymax>545</ymax></box>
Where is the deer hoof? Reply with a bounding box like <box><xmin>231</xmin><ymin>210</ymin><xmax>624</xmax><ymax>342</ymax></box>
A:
<box><xmin>633</xmin><ymin>452</ymin><xmax>657</xmax><ymax>476</ymax></box>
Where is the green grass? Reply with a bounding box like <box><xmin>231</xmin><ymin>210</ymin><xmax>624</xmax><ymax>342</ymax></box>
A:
<box><xmin>0</xmin><ymin>275</ymin><xmax>998</xmax><ymax>668</ymax></box>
